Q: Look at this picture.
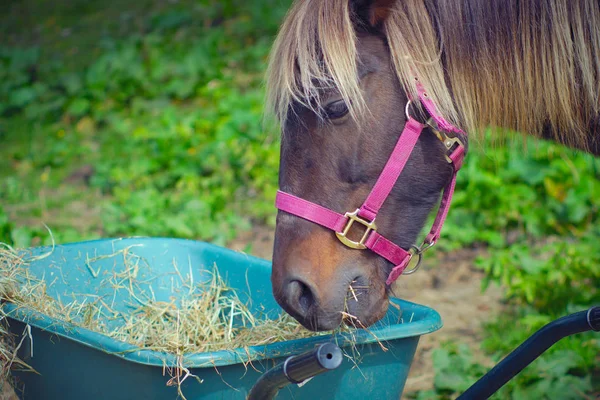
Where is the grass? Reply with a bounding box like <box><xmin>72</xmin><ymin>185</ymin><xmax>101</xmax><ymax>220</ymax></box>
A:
<box><xmin>1</xmin><ymin>0</ymin><xmax>286</xmax><ymax>246</ymax></box>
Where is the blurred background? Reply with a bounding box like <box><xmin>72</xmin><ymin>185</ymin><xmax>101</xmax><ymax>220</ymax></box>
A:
<box><xmin>0</xmin><ymin>0</ymin><xmax>598</xmax><ymax>398</ymax></box>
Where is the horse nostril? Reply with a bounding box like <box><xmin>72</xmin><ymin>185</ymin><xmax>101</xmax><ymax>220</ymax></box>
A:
<box><xmin>286</xmin><ymin>279</ymin><xmax>315</xmax><ymax>315</ymax></box>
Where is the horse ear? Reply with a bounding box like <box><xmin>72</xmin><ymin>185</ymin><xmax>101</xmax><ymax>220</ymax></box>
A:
<box><xmin>352</xmin><ymin>0</ymin><xmax>395</xmax><ymax>28</ymax></box>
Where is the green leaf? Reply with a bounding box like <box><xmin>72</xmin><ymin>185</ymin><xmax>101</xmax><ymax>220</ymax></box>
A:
<box><xmin>67</xmin><ymin>98</ymin><xmax>91</xmax><ymax>116</ymax></box>
<box><xmin>9</xmin><ymin>87</ymin><xmax>37</xmax><ymax>107</ymax></box>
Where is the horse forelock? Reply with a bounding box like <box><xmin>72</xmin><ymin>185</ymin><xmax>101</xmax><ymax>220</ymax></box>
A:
<box><xmin>265</xmin><ymin>0</ymin><xmax>363</xmax><ymax>126</ymax></box>
<box><xmin>264</xmin><ymin>0</ymin><xmax>463</xmax><ymax>131</ymax></box>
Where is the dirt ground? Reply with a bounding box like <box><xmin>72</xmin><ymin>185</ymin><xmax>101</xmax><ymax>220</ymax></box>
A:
<box><xmin>228</xmin><ymin>227</ymin><xmax>505</xmax><ymax>398</ymax></box>
<box><xmin>398</xmin><ymin>250</ymin><xmax>503</xmax><ymax>397</ymax></box>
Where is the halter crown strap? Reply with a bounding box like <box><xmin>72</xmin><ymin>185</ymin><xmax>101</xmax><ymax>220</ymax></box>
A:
<box><xmin>385</xmin><ymin>145</ymin><xmax>464</xmax><ymax>284</ymax></box>
<box><xmin>416</xmin><ymin>80</ymin><xmax>465</xmax><ymax>136</ymax></box>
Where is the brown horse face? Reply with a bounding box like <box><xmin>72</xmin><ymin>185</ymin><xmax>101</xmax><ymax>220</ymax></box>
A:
<box><xmin>271</xmin><ymin>33</ymin><xmax>455</xmax><ymax>331</ymax></box>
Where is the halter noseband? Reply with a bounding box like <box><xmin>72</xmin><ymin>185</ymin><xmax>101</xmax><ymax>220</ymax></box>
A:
<box><xmin>275</xmin><ymin>80</ymin><xmax>466</xmax><ymax>285</ymax></box>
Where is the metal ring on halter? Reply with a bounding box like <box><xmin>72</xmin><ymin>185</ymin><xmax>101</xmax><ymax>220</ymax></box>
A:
<box><xmin>402</xmin><ymin>245</ymin><xmax>423</xmax><ymax>275</ymax></box>
<box><xmin>405</xmin><ymin>100</ymin><xmax>413</xmax><ymax>120</ymax></box>
<box><xmin>405</xmin><ymin>100</ymin><xmax>429</xmax><ymax>125</ymax></box>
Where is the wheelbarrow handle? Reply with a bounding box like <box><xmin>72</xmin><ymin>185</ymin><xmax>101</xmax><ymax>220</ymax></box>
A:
<box><xmin>247</xmin><ymin>342</ymin><xmax>343</xmax><ymax>400</ymax></box>
<box><xmin>458</xmin><ymin>305</ymin><xmax>599</xmax><ymax>400</ymax></box>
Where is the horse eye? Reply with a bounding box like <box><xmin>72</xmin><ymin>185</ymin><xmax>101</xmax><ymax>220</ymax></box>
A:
<box><xmin>323</xmin><ymin>100</ymin><xmax>349</xmax><ymax>120</ymax></box>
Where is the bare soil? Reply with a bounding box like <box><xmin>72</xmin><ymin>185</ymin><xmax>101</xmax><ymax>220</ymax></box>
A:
<box><xmin>398</xmin><ymin>250</ymin><xmax>504</xmax><ymax>397</ymax></box>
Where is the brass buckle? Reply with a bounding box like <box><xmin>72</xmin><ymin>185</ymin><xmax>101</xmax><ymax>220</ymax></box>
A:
<box><xmin>335</xmin><ymin>209</ymin><xmax>377</xmax><ymax>250</ymax></box>
<box><xmin>427</xmin><ymin>118</ymin><xmax>465</xmax><ymax>163</ymax></box>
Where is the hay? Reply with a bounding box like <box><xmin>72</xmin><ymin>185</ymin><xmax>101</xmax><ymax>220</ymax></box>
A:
<box><xmin>0</xmin><ymin>240</ymin><xmax>397</xmax><ymax>399</ymax></box>
<box><xmin>0</xmin><ymin>243</ymin><xmax>333</xmax><ymax>398</ymax></box>
<box><xmin>106</xmin><ymin>269</ymin><xmax>320</xmax><ymax>354</ymax></box>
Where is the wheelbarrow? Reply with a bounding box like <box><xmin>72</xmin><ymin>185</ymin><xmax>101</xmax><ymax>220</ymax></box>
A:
<box><xmin>2</xmin><ymin>238</ymin><xmax>598</xmax><ymax>399</ymax></box>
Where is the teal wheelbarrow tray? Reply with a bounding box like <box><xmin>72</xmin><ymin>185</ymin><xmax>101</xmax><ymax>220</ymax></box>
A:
<box><xmin>3</xmin><ymin>238</ymin><xmax>443</xmax><ymax>400</ymax></box>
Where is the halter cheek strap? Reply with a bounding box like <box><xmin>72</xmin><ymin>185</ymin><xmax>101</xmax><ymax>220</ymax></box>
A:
<box><xmin>276</xmin><ymin>82</ymin><xmax>466</xmax><ymax>285</ymax></box>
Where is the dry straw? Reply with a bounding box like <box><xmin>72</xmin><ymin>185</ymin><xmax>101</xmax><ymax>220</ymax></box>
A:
<box><xmin>0</xmin><ymin>241</ymin><xmax>382</xmax><ymax>399</ymax></box>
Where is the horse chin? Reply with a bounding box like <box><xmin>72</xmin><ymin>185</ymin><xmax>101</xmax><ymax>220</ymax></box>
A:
<box><xmin>290</xmin><ymin>305</ymin><xmax>388</xmax><ymax>332</ymax></box>
<box><xmin>274</xmin><ymin>286</ymin><xmax>389</xmax><ymax>332</ymax></box>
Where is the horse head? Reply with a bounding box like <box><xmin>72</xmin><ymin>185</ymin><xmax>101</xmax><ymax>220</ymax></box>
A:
<box><xmin>266</xmin><ymin>0</ymin><xmax>461</xmax><ymax>331</ymax></box>
<box><xmin>265</xmin><ymin>0</ymin><xmax>600</xmax><ymax>331</ymax></box>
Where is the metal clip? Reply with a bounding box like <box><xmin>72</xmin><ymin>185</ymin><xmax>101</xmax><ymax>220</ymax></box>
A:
<box><xmin>427</xmin><ymin>118</ymin><xmax>465</xmax><ymax>163</ymax></box>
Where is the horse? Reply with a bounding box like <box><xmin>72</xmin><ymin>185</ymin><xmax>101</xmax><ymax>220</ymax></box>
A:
<box><xmin>265</xmin><ymin>0</ymin><xmax>600</xmax><ymax>331</ymax></box>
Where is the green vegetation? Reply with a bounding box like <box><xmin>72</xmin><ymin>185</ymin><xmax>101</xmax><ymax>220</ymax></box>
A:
<box><xmin>416</xmin><ymin>234</ymin><xmax>600</xmax><ymax>399</ymax></box>
<box><xmin>1</xmin><ymin>0</ymin><xmax>597</xmax><ymax>398</ymax></box>
<box><xmin>416</xmin><ymin>339</ymin><xmax>594</xmax><ymax>400</ymax></box>
<box><xmin>1</xmin><ymin>0</ymin><xmax>285</xmax><ymax>246</ymax></box>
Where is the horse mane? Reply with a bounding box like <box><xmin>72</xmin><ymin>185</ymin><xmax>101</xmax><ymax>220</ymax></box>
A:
<box><xmin>266</xmin><ymin>0</ymin><xmax>600</xmax><ymax>147</ymax></box>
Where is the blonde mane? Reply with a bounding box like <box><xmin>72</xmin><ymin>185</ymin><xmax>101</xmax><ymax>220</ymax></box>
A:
<box><xmin>266</xmin><ymin>0</ymin><xmax>600</xmax><ymax>148</ymax></box>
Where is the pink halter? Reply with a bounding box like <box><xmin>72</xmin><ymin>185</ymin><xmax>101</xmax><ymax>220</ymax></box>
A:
<box><xmin>276</xmin><ymin>81</ymin><xmax>466</xmax><ymax>285</ymax></box>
